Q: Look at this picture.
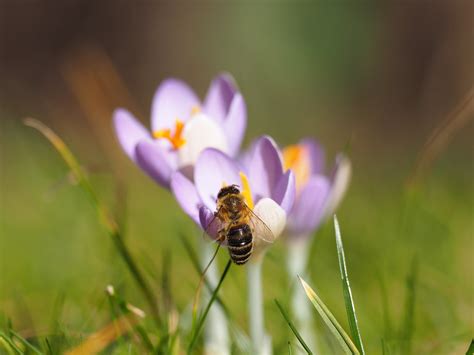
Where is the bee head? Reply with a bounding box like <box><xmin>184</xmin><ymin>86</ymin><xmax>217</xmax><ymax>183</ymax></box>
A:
<box><xmin>217</xmin><ymin>184</ymin><xmax>240</xmax><ymax>200</ymax></box>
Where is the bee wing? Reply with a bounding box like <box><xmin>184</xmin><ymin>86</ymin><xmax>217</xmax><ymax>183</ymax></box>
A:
<box><xmin>202</xmin><ymin>207</ymin><xmax>228</xmax><ymax>246</ymax></box>
<box><xmin>244</xmin><ymin>205</ymin><xmax>276</xmax><ymax>244</ymax></box>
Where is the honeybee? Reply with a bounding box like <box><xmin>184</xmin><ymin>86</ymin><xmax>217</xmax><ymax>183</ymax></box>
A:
<box><xmin>204</xmin><ymin>184</ymin><xmax>275</xmax><ymax>265</ymax></box>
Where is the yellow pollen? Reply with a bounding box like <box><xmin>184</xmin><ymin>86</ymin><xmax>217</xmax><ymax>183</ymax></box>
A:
<box><xmin>283</xmin><ymin>144</ymin><xmax>311</xmax><ymax>192</ymax></box>
<box><xmin>152</xmin><ymin>119</ymin><xmax>186</xmax><ymax>149</ymax></box>
<box><xmin>239</xmin><ymin>172</ymin><xmax>254</xmax><ymax>209</ymax></box>
<box><xmin>190</xmin><ymin>106</ymin><xmax>201</xmax><ymax>116</ymax></box>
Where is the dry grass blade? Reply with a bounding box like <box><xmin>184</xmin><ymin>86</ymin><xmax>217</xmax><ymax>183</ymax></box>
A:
<box><xmin>410</xmin><ymin>87</ymin><xmax>474</xmax><ymax>186</ymax></box>
<box><xmin>24</xmin><ymin>118</ymin><xmax>116</xmax><ymax>231</ymax></box>
<box><xmin>24</xmin><ymin>118</ymin><xmax>162</xmax><ymax>327</ymax></box>
<box><xmin>65</xmin><ymin>314</ymin><xmax>142</xmax><ymax>355</ymax></box>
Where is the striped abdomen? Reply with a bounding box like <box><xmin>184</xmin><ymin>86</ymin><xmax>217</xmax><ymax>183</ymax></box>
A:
<box><xmin>227</xmin><ymin>224</ymin><xmax>253</xmax><ymax>265</ymax></box>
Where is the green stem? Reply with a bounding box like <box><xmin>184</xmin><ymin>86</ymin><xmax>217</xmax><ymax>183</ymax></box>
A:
<box><xmin>247</xmin><ymin>259</ymin><xmax>265</xmax><ymax>353</ymax></box>
<box><xmin>188</xmin><ymin>260</ymin><xmax>232</xmax><ymax>353</ymax></box>
<box><xmin>287</xmin><ymin>238</ymin><xmax>318</xmax><ymax>354</ymax></box>
<box><xmin>200</xmin><ymin>240</ymin><xmax>230</xmax><ymax>354</ymax></box>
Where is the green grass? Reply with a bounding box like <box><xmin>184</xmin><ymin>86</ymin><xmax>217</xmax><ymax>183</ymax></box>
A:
<box><xmin>274</xmin><ymin>299</ymin><xmax>313</xmax><ymax>354</ymax></box>
<box><xmin>298</xmin><ymin>276</ymin><xmax>359</xmax><ymax>354</ymax></box>
<box><xmin>333</xmin><ymin>216</ymin><xmax>365</xmax><ymax>354</ymax></box>
<box><xmin>1</xmin><ymin>118</ymin><xmax>472</xmax><ymax>354</ymax></box>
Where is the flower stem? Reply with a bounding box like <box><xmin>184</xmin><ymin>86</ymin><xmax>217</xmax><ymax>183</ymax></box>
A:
<box><xmin>287</xmin><ymin>238</ymin><xmax>318</xmax><ymax>354</ymax></box>
<box><xmin>200</xmin><ymin>239</ymin><xmax>230</xmax><ymax>355</ymax></box>
<box><xmin>247</xmin><ymin>258</ymin><xmax>268</xmax><ymax>354</ymax></box>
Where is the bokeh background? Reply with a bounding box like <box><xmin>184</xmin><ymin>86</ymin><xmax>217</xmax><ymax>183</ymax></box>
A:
<box><xmin>1</xmin><ymin>2</ymin><xmax>473</xmax><ymax>353</ymax></box>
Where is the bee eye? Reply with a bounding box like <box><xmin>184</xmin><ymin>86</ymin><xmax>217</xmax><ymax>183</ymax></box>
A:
<box><xmin>231</xmin><ymin>186</ymin><xmax>240</xmax><ymax>194</ymax></box>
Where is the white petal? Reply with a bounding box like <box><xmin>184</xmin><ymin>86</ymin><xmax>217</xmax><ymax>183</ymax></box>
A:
<box><xmin>178</xmin><ymin>114</ymin><xmax>229</xmax><ymax>168</ymax></box>
<box><xmin>323</xmin><ymin>155</ymin><xmax>351</xmax><ymax>219</ymax></box>
<box><xmin>251</xmin><ymin>198</ymin><xmax>286</xmax><ymax>261</ymax></box>
<box><xmin>253</xmin><ymin>198</ymin><xmax>286</xmax><ymax>240</ymax></box>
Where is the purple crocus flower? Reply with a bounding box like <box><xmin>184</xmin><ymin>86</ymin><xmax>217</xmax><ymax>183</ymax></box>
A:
<box><xmin>113</xmin><ymin>73</ymin><xmax>246</xmax><ymax>188</ymax></box>
<box><xmin>282</xmin><ymin>138</ymin><xmax>351</xmax><ymax>238</ymax></box>
<box><xmin>170</xmin><ymin>136</ymin><xmax>295</xmax><ymax>257</ymax></box>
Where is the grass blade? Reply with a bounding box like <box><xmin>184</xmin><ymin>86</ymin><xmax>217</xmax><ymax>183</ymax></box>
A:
<box><xmin>298</xmin><ymin>276</ymin><xmax>360</xmax><ymax>355</ymax></box>
<box><xmin>334</xmin><ymin>216</ymin><xmax>365</xmax><ymax>354</ymax></box>
<box><xmin>274</xmin><ymin>299</ymin><xmax>313</xmax><ymax>355</ymax></box>
<box><xmin>65</xmin><ymin>314</ymin><xmax>142</xmax><ymax>355</ymax></box>
<box><xmin>377</xmin><ymin>272</ymin><xmax>394</xmax><ymax>338</ymax></box>
<box><xmin>179</xmin><ymin>234</ymin><xmax>229</xmax><ymax>316</ymax></box>
<box><xmin>188</xmin><ymin>260</ymin><xmax>232</xmax><ymax>354</ymax></box>
<box><xmin>400</xmin><ymin>257</ymin><xmax>418</xmax><ymax>354</ymax></box>
<box><xmin>466</xmin><ymin>339</ymin><xmax>474</xmax><ymax>355</ymax></box>
<box><xmin>105</xmin><ymin>285</ymin><xmax>153</xmax><ymax>351</ymax></box>
<box><xmin>8</xmin><ymin>331</ymin><xmax>42</xmax><ymax>355</ymax></box>
<box><xmin>25</xmin><ymin>118</ymin><xmax>162</xmax><ymax>327</ymax></box>
<box><xmin>0</xmin><ymin>332</ymin><xmax>23</xmax><ymax>354</ymax></box>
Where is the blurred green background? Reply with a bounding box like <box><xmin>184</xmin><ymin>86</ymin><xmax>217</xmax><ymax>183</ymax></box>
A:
<box><xmin>1</xmin><ymin>2</ymin><xmax>473</xmax><ymax>353</ymax></box>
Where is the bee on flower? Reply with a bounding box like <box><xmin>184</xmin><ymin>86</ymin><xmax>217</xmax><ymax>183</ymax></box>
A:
<box><xmin>171</xmin><ymin>136</ymin><xmax>295</xmax><ymax>262</ymax></box>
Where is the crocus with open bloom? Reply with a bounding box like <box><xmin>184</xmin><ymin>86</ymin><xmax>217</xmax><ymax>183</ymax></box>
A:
<box><xmin>170</xmin><ymin>135</ymin><xmax>295</xmax><ymax>257</ymax></box>
<box><xmin>171</xmin><ymin>135</ymin><xmax>295</xmax><ymax>353</ymax></box>
<box><xmin>282</xmin><ymin>138</ymin><xmax>351</xmax><ymax>353</ymax></box>
<box><xmin>282</xmin><ymin>138</ymin><xmax>351</xmax><ymax>238</ymax></box>
<box><xmin>113</xmin><ymin>73</ymin><xmax>246</xmax><ymax>188</ymax></box>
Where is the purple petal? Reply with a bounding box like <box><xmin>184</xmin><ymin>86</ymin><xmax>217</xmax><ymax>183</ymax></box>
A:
<box><xmin>272</xmin><ymin>170</ymin><xmax>296</xmax><ymax>214</ymax></box>
<box><xmin>323</xmin><ymin>154</ymin><xmax>351</xmax><ymax>218</ymax></box>
<box><xmin>151</xmin><ymin>79</ymin><xmax>201</xmax><ymax>132</ymax></box>
<box><xmin>300</xmin><ymin>138</ymin><xmax>325</xmax><ymax>174</ymax></box>
<box><xmin>194</xmin><ymin>148</ymin><xmax>241</xmax><ymax>210</ymax></box>
<box><xmin>246</xmin><ymin>136</ymin><xmax>284</xmax><ymax>202</ymax></box>
<box><xmin>238</xmin><ymin>137</ymin><xmax>258</xmax><ymax>170</ymax></box>
<box><xmin>113</xmin><ymin>109</ymin><xmax>150</xmax><ymax>162</ymax></box>
<box><xmin>287</xmin><ymin>175</ymin><xmax>330</xmax><ymax>235</ymax></box>
<box><xmin>135</xmin><ymin>140</ymin><xmax>178</xmax><ymax>188</ymax></box>
<box><xmin>203</xmin><ymin>73</ymin><xmax>237</xmax><ymax>123</ymax></box>
<box><xmin>199</xmin><ymin>206</ymin><xmax>220</xmax><ymax>240</ymax></box>
<box><xmin>222</xmin><ymin>93</ymin><xmax>247</xmax><ymax>157</ymax></box>
<box><xmin>170</xmin><ymin>171</ymin><xmax>202</xmax><ymax>224</ymax></box>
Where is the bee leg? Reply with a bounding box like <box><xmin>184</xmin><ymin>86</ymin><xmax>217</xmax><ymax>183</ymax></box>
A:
<box><xmin>216</xmin><ymin>230</ymin><xmax>226</xmax><ymax>244</ymax></box>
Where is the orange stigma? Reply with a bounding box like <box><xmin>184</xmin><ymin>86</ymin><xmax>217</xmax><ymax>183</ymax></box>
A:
<box><xmin>153</xmin><ymin>119</ymin><xmax>186</xmax><ymax>149</ymax></box>
<box><xmin>283</xmin><ymin>144</ymin><xmax>311</xmax><ymax>192</ymax></box>
<box><xmin>239</xmin><ymin>172</ymin><xmax>254</xmax><ymax>209</ymax></box>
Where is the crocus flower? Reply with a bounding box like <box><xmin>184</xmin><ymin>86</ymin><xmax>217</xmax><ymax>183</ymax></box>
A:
<box><xmin>282</xmin><ymin>138</ymin><xmax>351</xmax><ymax>353</ymax></box>
<box><xmin>113</xmin><ymin>73</ymin><xmax>246</xmax><ymax>188</ymax></box>
<box><xmin>282</xmin><ymin>138</ymin><xmax>351</xmax><ymax>238</ymax></box>
<box><xmin>170</xmin><ymin>136</ymin><xmax>295</xmax><ymax>259</ymax></box>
